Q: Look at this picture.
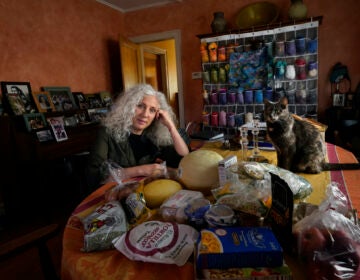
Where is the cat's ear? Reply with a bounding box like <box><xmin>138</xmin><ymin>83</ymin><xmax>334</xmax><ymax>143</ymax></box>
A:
<box><xmin>280</xmin><ymin>96</ymin><xmax>288</xmax><ymax>106</ymax></box>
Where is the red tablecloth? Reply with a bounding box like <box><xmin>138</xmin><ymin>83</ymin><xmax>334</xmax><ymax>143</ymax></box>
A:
<box><xmin>61</xmin><ymin>143</ymin><xmax>359</xmax><ymax>280</ymax></box>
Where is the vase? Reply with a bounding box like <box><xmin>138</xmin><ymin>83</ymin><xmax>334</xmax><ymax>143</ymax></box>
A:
<box><xmin>288</xmin><ymin>0</ymin><xmax>307</xmax><ymax>20</ymax></box>
<box><xmin>211</xmin><ymin>12</ymin><xmax>227</xmax><ymax>33</ymax></box>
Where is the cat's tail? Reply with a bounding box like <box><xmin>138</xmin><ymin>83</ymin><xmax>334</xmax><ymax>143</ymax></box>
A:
<box><xmin>322</xmin><ymin>163</ymin><xmax>360</xmax><ymax>170</ymax></box>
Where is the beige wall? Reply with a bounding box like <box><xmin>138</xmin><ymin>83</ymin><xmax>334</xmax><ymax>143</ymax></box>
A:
<box><xmin>1</xmin><ymin>0</ymin><xmax>359</xmax><ymax>124</ymax></box>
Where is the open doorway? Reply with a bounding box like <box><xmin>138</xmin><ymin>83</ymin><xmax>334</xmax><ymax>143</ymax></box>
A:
<box><xmin>130</xmin><ymin>30</ymin><xmax>184</xmax><ymax>128</ymax></box>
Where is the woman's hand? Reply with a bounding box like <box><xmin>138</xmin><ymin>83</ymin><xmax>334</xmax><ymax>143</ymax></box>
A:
<box><xmin>156</xmin><ymin>109</ymin><xmax>175</xmax><ymax>130</ymax></box>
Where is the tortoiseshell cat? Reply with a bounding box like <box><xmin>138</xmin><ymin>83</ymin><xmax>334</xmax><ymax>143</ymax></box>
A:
<box><xmin>264</xmin><ymin>97</ymin><xmax>360</xmax><ymax>173</ymax></box>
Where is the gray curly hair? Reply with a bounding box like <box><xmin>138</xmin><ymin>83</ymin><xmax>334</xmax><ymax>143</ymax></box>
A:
<box><xmin>102</xmin><ymin>84</ymin><xmax>177</xmax><ymax>146</ymax></box>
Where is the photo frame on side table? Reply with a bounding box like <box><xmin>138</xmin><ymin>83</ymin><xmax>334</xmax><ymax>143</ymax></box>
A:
<box><xmin>32</xmin><ymin>91</ymin><xmax>55</xmax><ymax>112</ymax></box>
<box><xmin>86</xmin><ymin>93</ymin><xmax>103</xmax><ymax>109</ymax></box>
<box><xmin>87</xmin><ymin>107</ymin><xmax>108</xmax><ymax>123</ymax></box>
<box><xmin>333</xmin><ymin>93</ymin><xmax>345</xmax><ymax>107</ymax></box>
<box><xmin>36</xmin><ymin>128</ymin><xmax>54</xmax><ymax>142</ymax></box>
<box><xmin>72</xmin><ymin>92</ymin><xmax>89</xmax><ymax>109</ymax></box>
<box><xmin>23</xmin><ymin>113</ymin><xmax>47</xmax><ymax>132</ymax></box>
<box><xmin>43</xmin><ymin>86</ymin><xmax>77</xmax><ymax>112</ymax></box>
<box><xmin>47</xmin><ymin>116</ymin><xmax>68</xmax><ymax>142</ymax></box>
<box><xmin>0</xmin><ymin>81</ymin><xmax>36</xmax><ymax>115</ymax></box>
<box><xmin>100</xmin><ymin>91</ymin><xmax>113</xmax><ymax>107</ymax></box>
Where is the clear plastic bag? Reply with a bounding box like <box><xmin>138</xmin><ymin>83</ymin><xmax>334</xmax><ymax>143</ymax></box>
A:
<box><xmin>211</xmin><ymin>162</ymin><xmax>272</xmax><ymax>218</ymax></box>
<box><xmin>292</xmin><ymin>183</ymin><xmax>360</xmax><ymax>280</ymax></box>
<box><xmin>81</xmin><ymin>200</ymin><xmax>128</xmax><ymax>252</ymax></box>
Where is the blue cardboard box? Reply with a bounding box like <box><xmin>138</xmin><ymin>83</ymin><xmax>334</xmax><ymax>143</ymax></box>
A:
<box><xmin>196</xmin><ymin>227</ymin><xmax>283</xmax><ymax>270</ymax></box>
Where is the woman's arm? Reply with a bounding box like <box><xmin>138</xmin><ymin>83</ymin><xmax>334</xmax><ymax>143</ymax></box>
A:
<box><xmin>157</xmin><ymin>109</ymin><xmax>189</xmax><ymax>156</ymax></box>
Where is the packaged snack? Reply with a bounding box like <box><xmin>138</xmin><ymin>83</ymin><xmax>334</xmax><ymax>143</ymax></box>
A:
<box><xmin>113</xmin><ymin>220</ymin><xmax>199</xmax><ymax>266</ymax></box>
<box><xmin>81</xmin><ymin>201</ymin><xmax>128</xmax><ymax>252</ymax></box>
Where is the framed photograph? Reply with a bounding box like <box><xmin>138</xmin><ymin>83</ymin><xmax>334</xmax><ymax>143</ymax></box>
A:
<box><xmin>47</xmin><ymin>116</ymin><xmax>68</xmax><ymax>142</ymax></box>
<box><xmin>333</xmin><ymin>93</ymin><xmax>345</xmax><ymax>107</ymax></box>
<box><xmin>0</xmin><ymin>81</ymin><xmax>36</xmax><ymax>115</ymax></box>
<box><xmin>100</xmin><ymin>91</ymin><xmax>113</xmax><ymax>107</ymax></box>
<box><xmin>23</xmin><ymin>113</ymin><xmax>47</xmax><ymax>132</ymax></box>
<box><xmin>87</xmin><ymin>107</ymin><xmax>108</xmax><ymax>123</ymax></box>
<box><xmin>86</xmin><ymin>93</ymin><xmax>103</xmax><ymax>109</ymax></box>
<box><xmin>43</xmin><ymin>86</ymin><xmax>77</xmax><ymax>112</ymax></box>
<box><xmin>63</xmin><ymin>115</ymin><xmax>79</xmax><ymax>127</ymax></box>
<box><xmin>36</xmin><ymin>129</ymin><xmax>54</xmax><ymax>142</ymax></box>
<box><xmin>72</xmin><ymin>92</ymin><xmax>89</xmax><ymax>109</ymax></box>
<box><xmin>32</xmin><ymin>91</ymin><xmax>55</xmax><ymax>112</ymax></box>
<box><xmin>75</xmin><ymin>110</ymin><xmax>90</xmax><ymax>124</ymax></box>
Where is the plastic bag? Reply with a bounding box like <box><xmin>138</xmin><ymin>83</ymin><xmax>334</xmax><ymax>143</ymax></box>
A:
<box><xmin>292</xmin><ymin>183</ymin><xmax>360</xmax><ymax>280</ymax></box>
<box><xmin>81</xmin><ymin>200</ymin><xmax>128</xmax><ymax>252</ymax></box>
<box><xmin>211</xmin><ymin>162</ymin><xmax>272</xmax><ymax>217</ymax></box>
<box><xmin>260</xmin><ymin>163</ymin><xmax>313</xmax><ymax>200</ymax></box>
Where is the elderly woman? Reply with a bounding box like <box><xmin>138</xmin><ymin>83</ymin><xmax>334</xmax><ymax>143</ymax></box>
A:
<box><xmin>86</xmin><ymin>84</ymin><xmax>189</xmax><ymax>195</ymax></box>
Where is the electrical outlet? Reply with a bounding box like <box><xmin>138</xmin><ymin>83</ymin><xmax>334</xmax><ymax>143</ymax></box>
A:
<box><xmin>192</xmin><ymin>72</ymin><xmax>202</xmax><ymax>79</ymax></box>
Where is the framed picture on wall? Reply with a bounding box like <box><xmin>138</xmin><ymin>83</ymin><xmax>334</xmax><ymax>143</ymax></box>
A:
<box><xmin>0</xmin><ymin>81</ymin><xmax>37</xmax><ymax>115</ymax></box>
<box><xmin>42</xmin><ymin>86</ymin><xmax>77</xmax><ymax>112</ymax></box>
<box><xmin>32</xmin><ymin>91</ymin><xmax>56</xmax><ymax>112</ymax></box>
<box><xmin>333</xmin><ymin>93</ymin><xmax>345</xmax><ymax>107</ymax></box>
<box><xmin>23</xmin><ymin>113</ymin><xmax>47</xmax><ymax>132</ymax></box>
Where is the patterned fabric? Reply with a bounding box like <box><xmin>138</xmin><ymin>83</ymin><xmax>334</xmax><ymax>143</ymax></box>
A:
<box><xmin>228</xmin><ymin>47</ymin><xmax>269</xmax><ymax>89</ymax></box>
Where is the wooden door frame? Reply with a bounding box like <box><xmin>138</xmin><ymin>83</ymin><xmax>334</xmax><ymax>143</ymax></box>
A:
<box><xmin>130</xmin><ymin>30</ymin><xmax>184</xmax><ymax>128</ymax></box>
<box><xmin>140</xmin><ymin>44</ymin><xmax>169</xmax><ymax>103</ymax></box>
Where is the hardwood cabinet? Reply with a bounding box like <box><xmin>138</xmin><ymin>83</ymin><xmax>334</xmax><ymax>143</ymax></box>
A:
<box><xmin>197</xmin><ymin>17</ymin><xmax>322</xmax><ymax>136</ymax></box>
<box><xmin>0</xmin><ymin>115</ymin><xmax>100</xmax><ymax>227</ymax></box>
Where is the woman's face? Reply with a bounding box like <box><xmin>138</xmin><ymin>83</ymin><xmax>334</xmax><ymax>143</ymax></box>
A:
<box><xmin>132</xmin><ymin>95</ymin><xmax>159</xmax><ymax>134</ymax></box>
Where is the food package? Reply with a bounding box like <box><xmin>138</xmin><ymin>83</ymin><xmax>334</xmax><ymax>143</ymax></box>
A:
<box><xmin>196</xmin><ymin>226</ymin><xmax>283</xmax><ymax>270</ymax></box>
<box><xmin>159</xmin><ymin>189</ymin><xmax>204</xmax><ymax>223</ymax></box>
<box><xmin>212</xmin><ymin>162</ymin><xmax>272</xmax><ymax>218</ymax></box>
<box><xmin>81</xmin><ymin>201</ymin><xmax>128</xmax><ymax>252</ymax></box>
<box><xmin>292</xmin><ymin>183</ymin><xmax>360</xmax><ymax>280</ymax></box>
<box><xmin>259</xmin><ymin>162</ymin><xmax>313</xmax><ymax>200</ymax></box>
<box><xmin>113</xmin><ymin>220</ymin><xmax>199</xmax><ymax>266</ymax></box>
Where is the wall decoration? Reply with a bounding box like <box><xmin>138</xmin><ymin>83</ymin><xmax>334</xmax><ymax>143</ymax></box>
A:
<box><xmin>43</xmin><ymin>86</ymin><xmax>77</xmax><ymax>112</ymax></box>
<box><xmin>0</xmin><ymin>81</ymin><xmax>36</xmax><ymax>115</ymax></box>
<box><xmin>47</xmin><ymin>116</ymin><xmax>68</xmax><ymax>142</ymax></box>
<box><xmin>23</xmin><ymin>113</ymin><xmax>47</xmax><ymax>132</ymax></box>
<box><xmin>32</xmin><ymin>91</ymin><xmax>55</xmax><ymax>112</ymax></box>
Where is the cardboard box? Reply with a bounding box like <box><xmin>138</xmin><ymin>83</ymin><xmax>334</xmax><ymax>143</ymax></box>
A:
<box><xmin>218</xmin><ymin>155</ymin><xmax>237</xmax><ymax>187</ymax></box>
<box><xmin>196</xmin><ymin>227</ymin><xmax>283</xmax><ymax>270</ymax></box>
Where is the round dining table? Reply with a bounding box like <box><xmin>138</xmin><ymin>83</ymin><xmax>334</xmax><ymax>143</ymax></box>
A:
<box><xmin>61</xmin><ymin>141</ymin><xmax>359</xmax><ymax>280</ymax></box>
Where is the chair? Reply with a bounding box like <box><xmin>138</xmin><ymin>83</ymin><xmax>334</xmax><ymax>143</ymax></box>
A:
<box><xmin>0</xmin><ymin>223</ymin><xmax>60</xmax><ymax>280</ymax></box>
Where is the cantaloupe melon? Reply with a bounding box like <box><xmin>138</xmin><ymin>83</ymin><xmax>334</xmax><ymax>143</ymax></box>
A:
<box><xmin>143</xmin><ymin>179</ymin><xmax>182</xmax><ymax>208</ymax></box>
<box><xmin>177</xmin><ymin>149</ymin><xmax>223</xmax><ymax>193</ymax></box>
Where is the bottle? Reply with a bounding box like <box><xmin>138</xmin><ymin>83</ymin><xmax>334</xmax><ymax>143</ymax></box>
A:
<box><xmin>211</xmin><ymin>12</ymin><xmax>227</xmax><ymax>33</ymax></box>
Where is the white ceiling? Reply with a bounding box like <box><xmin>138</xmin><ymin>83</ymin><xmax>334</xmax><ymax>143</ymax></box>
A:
<box><xmin>96</xmin><ymin>0</ymin><xmax>182</xmax><ymax>13</ymax></box>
